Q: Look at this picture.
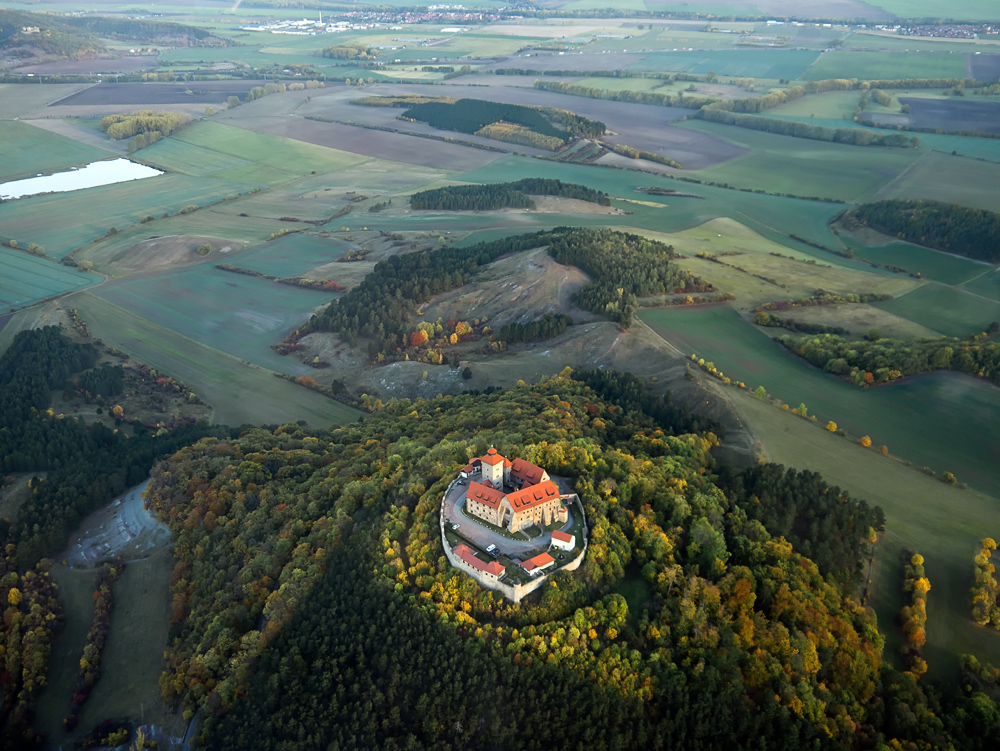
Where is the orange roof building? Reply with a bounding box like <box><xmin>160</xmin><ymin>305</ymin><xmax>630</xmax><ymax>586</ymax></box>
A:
<box><xmin>462</xmin><ymin>448</ymin><xmax>565</xmax><ymax>533</ymax></box>
<box><xmin>453</xmin><ymin>543</ymin><xmax>505</xmax><ymax>580</ymax></box>
<box><xmin>522</xmin><ymin>552</ymin><xmax>556</xmax><ymax>575</ymax></box>
<box><xmin>551</xmin><ymin>530</ymin><xmax>575</xmax><ymax>550</ymax></box>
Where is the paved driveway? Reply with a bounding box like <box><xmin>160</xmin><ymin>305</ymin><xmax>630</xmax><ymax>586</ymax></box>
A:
<box><xmin>440</xmin><ymin>476</ymin><xmax>578</xmax><ymax>557</ymax></box>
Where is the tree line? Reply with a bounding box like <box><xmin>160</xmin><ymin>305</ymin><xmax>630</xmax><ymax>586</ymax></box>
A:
<box><xmin>696</xmin><ymin>108</ymin><xmax>920</xmax><ymax>148</ymax></box>
<box><xmin>839</xmin><ymin>199</ymin><xmax>1000</xmax><ymax>263</ymax></box>
<box><xmin>779</xmin><ymin>327</ymin><xmax>1000</xmax><ymax>387</ymax></box>
<box><xmin>493</xmin><ymin>312</ymin><xmax>572</xmax><ymax>346</ymax></box>
<box><xmin>534</xmin><ymin>79</ymin><xmax>715</xmax><ymax>110</ymax></box>
<box><xmin>410</xmin><ymin>178</ymin><xmax>610</xmax><ymax>211</ymax></box>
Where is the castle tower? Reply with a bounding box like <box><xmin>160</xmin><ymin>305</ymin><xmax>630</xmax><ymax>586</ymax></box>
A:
<box><xmin>481</xmin><ymin>447</ymin><xmax>504</xmax><ymax>487</ymax></box>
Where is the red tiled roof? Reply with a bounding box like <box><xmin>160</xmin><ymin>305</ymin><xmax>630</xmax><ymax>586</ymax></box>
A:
<box><xmin>522</xmin><ymin>552</ymin><xmax>555</xmax><ymax>572</ymax></box>
<box><xmin>481</xmin><ymin>447</ymin><xmax>504</xmax><ymax>466</ymax></box>
<box><xmin>552</xmin><ymin>530</ymin><xmax>573</xmax><ymax>543</ymax></box>
<box><xmin>466</xmin><ymin>480</ymin><xmax>505</xmax><ymax>509</ymax></box>
<box><xmin>454</xmin><ymin>544</ymin><xmax>505</xmax><ymax>576</ymax></box>
<box><xmin>510</xmin><ymin>457</ymin><xmax>547</xmax><ymax>485</ymax></box>
<box><xmin>461</xmin><ymin>464</ymin><xmax>475</xmax><ymax>474</ymax></box>
<box><xmin>506</xmin><ymin>480</ymin><xmax>560</xmax><ymax>511</ymax></box>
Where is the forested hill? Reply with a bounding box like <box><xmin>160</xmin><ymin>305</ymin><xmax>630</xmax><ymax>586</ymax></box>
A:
<box><xmin>139</xmin><ymin>370</ymin><xmax>997</xmax><ymax>749</ymax></box>
<box><xmin>0</xmin><ymin>10</ymin><xmax>101</xmax><ymax>57</ymax></box>
<box><xmin>306</xmin><ymin>228</ymin><xmax>704</xmax><ymax>360</ymax></box>
<box><xmin>839</xmin><ymin>199</ymin><xmax>1000</xmax><ymax>263</ymax></box>
<box><xmin>410</xmin><ymin>178</ymin><xmax>611</xmax><ymax>211</ymax></box>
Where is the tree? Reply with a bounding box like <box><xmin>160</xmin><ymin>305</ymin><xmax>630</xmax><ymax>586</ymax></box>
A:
<box><xmin>462</xmin><ymin>366</ymin><xmax>472</xmax><ymax>380</ymax></box>
<box><xmin>826</xmin><ymin>421</ymin><xmax>838</xmax><ymax>432</ymax></box>
<box><xmin>860</xmin><ymin>435</ymin><xmax>872</xmax><ymax>447</ymax></box>
<box><xmin>754</xmin><ymin>385</ymin><xmax>766</xmax><ymax>400</ymax></box>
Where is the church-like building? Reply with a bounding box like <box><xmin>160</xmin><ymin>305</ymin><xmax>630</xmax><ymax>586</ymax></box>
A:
<box><xmin>461</xmin><ymin>448</ymin><xmax>567</xmax><ymax>533</ymax></box>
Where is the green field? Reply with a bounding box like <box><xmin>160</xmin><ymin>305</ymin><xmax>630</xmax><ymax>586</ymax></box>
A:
<box><xmin>877</xmin><ymin>284</ymin><xmax>1000</xmax><ymax>337</ymax></box>
<box><xmin>640</xmin><ymin>305</ymin><xmax>1000</xmax><ymax>498</ymax></box>
<box><xmin>171</xmin><ymin>121</ymin><xmax>367</xmax><ymax>184</ymax></box>
<box><xmin>33</xmin><ymin>566</ymin><xmax>97</xmax><ymax>741</ymax></box>
<box><xmin>767</xmin><ymin>90</ymin><xmax>863</xmax><ymax>120</ymax></box>
<box><xmin>71</xmin><ymin>293</ymin><xmax>361</xmax><ymax>427</ymax></box>
<box><xmin>839</xmin><ymin>235</ymin><xmax>990</xmax><ymax>285</ymax></box>
<box><xmin>0</xmin><ymin>248</ymin><xmax>99</xmax><ymax>312</ymax></box>
<box><xmin>0</xmin><ymin>121</ymin><xmax>107</xmax><ymax>182</ymax></box>
<box><xmin>802</xmin><ymin>50</ymin><xmax>967</xmax><ymax>81</ymax></box>
<box><xmin>678</xmin><ymin>120</ymin><xmax>920</xmax><ymax>203</ymax></box>
<box><xmin>96</xmin><ymin>265</ymin><xmax>334</xmax><ymax>371</ymax></box>
<box><xmin>232</xmin><ymin>233</ymin><xmax>351</xmax><ymax>277</ymax></box>
<box><xmin>767</xmin><ymin>115</ymin><xmax>1000</xmax><ymax>164</ymax></box>
<box><xmin>0</xmin><ymin>174</ymin><xmax>257</xmax><ymax>259</ymax></box>
<box><xmin>629</xmin><ymin>49</ymin><xmax>821</xmax><ymax>80</ymax></box>
<box><xmin>876</xmin><ymin>150</ymin><xmax>1000</xmax><ymax>213</ymax></box>
<box><xmin>961</xmin><ymin>267</ymin><xmax>1000</xmax><ymax>303</ymax></box>
<box><xmin>135</xmin><ymin>137</ymin><xmax>254</xmax><ymax>177</ymax></box>
<box><xmin>866</xmin><ymin>0</ymin><xmax>999</xmax><ymax>22</ymax></box>
<box><xmin>451</xmin><ymin>155</ymin><xmax>845</xmax><ymax>249</ymax></box>
<box><xmin>728</xmin><ymin>389</ymin><xmax>1000</xmax><ymax>681</ymax></box>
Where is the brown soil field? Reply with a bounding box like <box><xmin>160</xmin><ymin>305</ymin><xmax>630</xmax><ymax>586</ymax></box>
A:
<box><xmin>103</xmin><ymin>234</ymin><xmax>245</xmax><ymax>275</ymax></box>
<box><xmin>968</xmin><ymin>53</ymin><xmax>1000</xmax><ymax>81</ymax></box>
<box><xmin>55</xmin><ymin>81</ymin><xmax>269</xmax><ymax>107</ymax></box>
<box><xmin>13</xmin><ymin>56</ymin><xmax>159</xmax><ymax>75</ymax></box>
<box><xmin>0</xmin><ymin>83</ymin><xmax>93</xmax><ymax>118</ymax></box>
<box><xmin>866</xmin><ymin>98</ymin><xmax>1000</xmax><ymax>135</ymax></box>
<box><xmin>296</xmin><ymin>82</ymin><xmax>743</xmax><ymax>169</ymax></box>
<box><xmin>226</xmin><ymin>115</ymin><xmax>505</xmax><ymax>171</ymax></box>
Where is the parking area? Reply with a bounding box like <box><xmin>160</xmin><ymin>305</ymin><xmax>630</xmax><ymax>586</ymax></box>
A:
<box><xmin>440</xmin><ymin>474</ymin><xmax>581</xmax><ymax>560</ymax></box>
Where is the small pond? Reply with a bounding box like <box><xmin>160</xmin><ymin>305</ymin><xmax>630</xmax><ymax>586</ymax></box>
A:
<box><xmin>0</xmin><ymin>158</ymin><xmax>163</xmax><ymax>200</ymax></box>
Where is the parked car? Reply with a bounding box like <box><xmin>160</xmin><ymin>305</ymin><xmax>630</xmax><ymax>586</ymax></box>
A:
<box><xmin>486</xmin><ymin>544</ymin><xmax>497</xmax><ymax>554</ymax></box>
<box><xmin>452</xmin><ymin>523</ymin><xmax>460</xmax><ymax>530</ymax></box>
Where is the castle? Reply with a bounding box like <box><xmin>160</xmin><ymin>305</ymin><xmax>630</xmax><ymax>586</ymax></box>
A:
<box><xmin>461</xmin><ymin>448</ymin><xmax>567</xmax><ymax>533</ymax></box>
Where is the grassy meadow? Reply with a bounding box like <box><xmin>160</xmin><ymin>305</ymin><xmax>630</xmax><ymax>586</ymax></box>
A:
<box><xmin>876</xmin><ymin>284</ymin><xmax>1000</xmax><ymax>337</ymax></box>
<box><xmin>725</xmin><ymin>388</ymin><xmax>1000</xmax><ymax>682</ymax></box>
<box><xmin>230</xmin><ymin>233</ymin><xmax>352</xmax><ymax>277</ymax></box>
<box><xmin>95</xmin><ymin>265</ymin><xmax>334</xmax><ymax>371</ymax></box>
<box><xmin>0</xmin><ymin>121</ymin><xmax>107</xmax><ymax>181</ymax></box>
<box><xmin>802</xmin><ymin>50</ymin><xmax>967</xmax><ymax>81</ymax></box>
<box><xmin>71</xmin><ymin>293</ymin><xmax>361</xmax><ymax>428</ymax></box>
<box><xmin>678</xmin><ymin>120</ymin><xmax>921</xmax><ymax>203</ymax></box>
<box><xmin>0</xmin><ymin>248</ymin><xmax>99</xmax><ymax>312</ymax></box>
<box><xmin>640</xmin><ymin>305</ymin><xmax>1000</xmax><ymax>499</ymax></box>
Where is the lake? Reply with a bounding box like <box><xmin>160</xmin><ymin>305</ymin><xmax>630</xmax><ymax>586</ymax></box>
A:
<box><xmin>0</xmin><ymin>158</ymin><xmax>163</xmax><ymax>200</ymax></box>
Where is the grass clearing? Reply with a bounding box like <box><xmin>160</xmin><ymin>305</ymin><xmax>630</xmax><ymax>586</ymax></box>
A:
<box><xmin>0</xmin><ymin>248</ymin><xmax>99</xmax><ymax>313</ymax></box>
<box><xmin>231</xmin><ymin>233</ymin><xmax>352</xmax><ymax>277</ymax></box>
<box><xmin>71</xmin><ymin>292</ymin><xmax>361</xmax><ymax>427</ymax></box>
<box><xmin>725</xmin><ymin>387</ymin><xmax>1000</xmax><ymax>682</ymax></box>
<box><xmin>172</xmin><ymin>120</ymin><xmax>367</xmax><ymax>180</ymax></box>
<box><xmin>639</xmin><ymin>305</ymin><xmax>1000</xmax><ymax>498</ymax></box>
<box><xmin>96</xmin><ymin>265</ymin><xmax>334</xmax><ymax>371</ymax></box>
<box><xmin>629</xmin><ymin>49</ymin><xmax>821</xmax><ymax>80</ymax></box>
<box><xmin>678</xmin><ymin>120</ymin><xmax>920</xmax><ymax>203</ymax></box>
<box><xmin>876</xmin><ymin>284</ymin><xmax>1000</xmax><ymax>337</ymax></box>
<box><xmin>0</xmin><ymin>174</ymin><xmax>257</xmax><ymax>259</ymax></box>
<box><xmin>876</xmin><ymin>150</ymin><xmax>1000</xmax><ymax>213</ymax></box>
<box><xmin>135</xmin><ymin>137</ymin><xmax>254</xmax><ymax>177</ymax></box>
<box><xmin>34</xmin><ymin>565</ymin><xmax>97</xmax><ymax>743</ymax></box>
<box><xmin>71</xmin><ymin>549</ymin><xmax>177</xmax><ymax>734</ymax></box>
<box><xmin>838</xmin><ymin>232</ymin><xmax>989</xmax><ymax>286</ymax></box>
<box><xmin>961</xmin><ymin>267</ymin><xmax>1000</xmax><ymax>303</ymax></box>
<box><xmin>802</xmin><ymin>50</ymin><xmax>966</xmax><ymax>81</ymax></box>
<box><xmin>0</xmin><ymin>121</ymin><xmax>107</xmax><ymax>182</ymax></box>
<box><xmin>766</xmin><ymin>90</ymin><xmax>862</xmax><ymax>120</ymax></box>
